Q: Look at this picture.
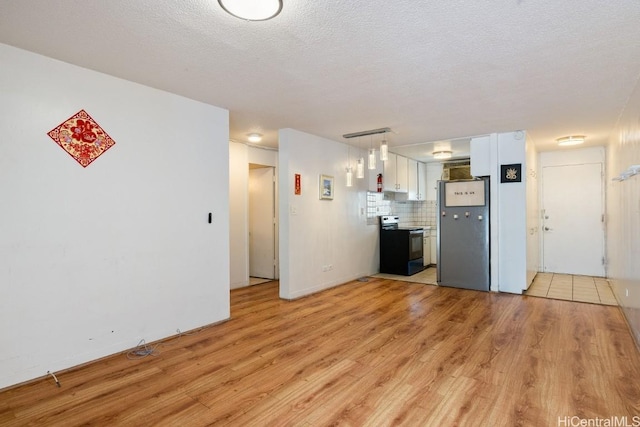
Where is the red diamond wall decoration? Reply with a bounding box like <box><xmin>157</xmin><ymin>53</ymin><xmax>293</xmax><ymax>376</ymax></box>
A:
<box><xmin>47</xmin><ymin>110</ymin><xmax>116</xmax><ymax>167</ymax></box>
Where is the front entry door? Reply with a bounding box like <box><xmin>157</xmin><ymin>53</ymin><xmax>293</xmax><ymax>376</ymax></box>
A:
<box><xmin>541</xmin><ymin>163</ymin><xmax>604</xmax><ymax>276</ymax></box>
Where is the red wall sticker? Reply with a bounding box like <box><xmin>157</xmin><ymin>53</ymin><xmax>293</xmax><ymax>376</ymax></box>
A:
<box><xmin>295</xmin><ymin>173</ymin><xmax>301</xmax><ymax>195</ymax></box>
<box><xmin>47</xmin><ymin>110</ymin><xmax>116</xmax><ymax>167</ymax></box>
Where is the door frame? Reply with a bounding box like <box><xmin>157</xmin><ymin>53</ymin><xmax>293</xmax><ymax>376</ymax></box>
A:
<box><xmin>248</xmin><ymin>163</ymin><xmax>279</xmax><ymax>280</ymax></box>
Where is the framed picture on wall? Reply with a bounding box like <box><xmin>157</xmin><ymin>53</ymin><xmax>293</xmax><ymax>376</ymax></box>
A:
<box><xmin>319</xmin><ymin>174</ymin><xmax>334</xmax><ymax>200</ymax></box>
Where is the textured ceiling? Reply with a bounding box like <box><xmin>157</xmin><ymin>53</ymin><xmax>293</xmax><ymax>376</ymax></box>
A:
<box><xmin>1</xmin><ymin>0</ymin><xmax>640</xmax><ymax>160</ymax></box>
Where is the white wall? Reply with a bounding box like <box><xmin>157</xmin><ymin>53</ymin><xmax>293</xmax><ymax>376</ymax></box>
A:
<box><xmin>278</xmin><ymin>129</ymin><xmax>378</xmax><ymax>299</ymax></box>
<box><xmin>249</xmin><ymin>146</ymin><xmax>278</xmax><ymax>167</ymax></box>
<box><xmin>607</xmin><ymin>75</ymin><xmax>640</xmax><ymax>346</ymax></box>
<box><xmin>525</xmin><ymin>134</ymin><xmax>539</xmax><ymax>286</ymax></box>
<box><xmin>229</xmin><ymin>142</ymin><xmax>249</xmax><ymax>288</ymax></box>
<box><xmin>539</xmin><ymin>146</ymin><xmax>605</xmax><ymax>167</ymax></box>
<box><xmin>0</xmin><ymin>44</ymin><xmax>230</xmax><ymax>389</ymax></box>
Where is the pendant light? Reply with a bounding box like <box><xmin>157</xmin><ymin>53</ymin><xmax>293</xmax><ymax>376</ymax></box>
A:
<box><xmin>346</xmin><ymin>145</ymin><xmax>353</xmax><ymax>187</ymax></box>
<box><xmin>368</xmin><ymin>136</ymin><xmax>376</xmax><ymax>170</ymax></box>
<box><xmin>356</xmin><ymin>158</ymin><xmax>364</xmax><ymax>179</ymax></box>
<box><xmin>379</xmin><ymin>133</ymin><xmax>389</xmax><ymax>162</ymax></box>
<box><xmin>356</xmin><ymin>137</ymin><xmax>365</xmax><ymax>178</ymax></box>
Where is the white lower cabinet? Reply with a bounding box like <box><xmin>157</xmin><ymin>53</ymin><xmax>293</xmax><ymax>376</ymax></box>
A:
<box><xmin>423</xmin><ymin>235</ymin><xmax>431</xmax><ymax>266</ymax></box>
<box><xmin>431</xmin><ymin>233</ymin><xmax>437</xmax><ymax>265</ymax></box>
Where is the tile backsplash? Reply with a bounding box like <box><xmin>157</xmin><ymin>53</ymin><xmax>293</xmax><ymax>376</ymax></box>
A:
<box><xmin>366</xmin><ymin>192</ymin><xmax>437</xmax><ymax>228</ymax></box>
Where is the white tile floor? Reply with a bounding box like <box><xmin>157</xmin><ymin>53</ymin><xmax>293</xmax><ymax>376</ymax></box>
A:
<box><xmin>525</xmin><ymin>272</ymin><xmax>618</xmax><ymax>306</ymax></box>
<box><xmin>373</xmin><ymin>267</ymin><xmax>438</xmax><ymax>285</ymax></box>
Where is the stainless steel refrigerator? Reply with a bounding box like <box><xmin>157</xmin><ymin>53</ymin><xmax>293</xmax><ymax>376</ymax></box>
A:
<box><xmin>437</xmin><ymin>178</ymin><xmax>490</xmax><ymax>291</ymax></box>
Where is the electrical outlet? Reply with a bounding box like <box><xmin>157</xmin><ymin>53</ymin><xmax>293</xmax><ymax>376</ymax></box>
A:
<box><xmin>327</xmin><ymin>264</ymin><xmax>333</xmax><ymax>271</ymax></box>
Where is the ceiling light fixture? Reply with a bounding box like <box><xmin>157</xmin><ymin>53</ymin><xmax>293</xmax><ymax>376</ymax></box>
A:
<box><xmin>247</xmin><ymin>133</ymin><xmax>262</xmax><ymax>143</ymax></box>
<box><xmin>379</xmin><ymin>135</ymin><xmax>389</xmax><ymax>162</ymax></box>
<box><xmin>433</xmin><ymin>150</ymin><xmax>453</xmax><ymax>160</ymax></box>
<box><xmin>368</xmin><ymin>136</ymin><xmax>376</xmax><ymax>170</ymax></box>
<box><xmin>218</xmin><ymin>0</ymin><xmax>283</xmax><ymax>21</ymax></box>
<box><xmin>556</xmin><ymin>135</ymin><xmax>586</xmax><ymax>146</ymax></box>
<box><xmin>346</xmin><ymin>146</ymin><xmax>353</xmax><ymax>187</ymax></box>
<box><xmin>356</xmin><ymin>137</ymin><xmax>365</xmax><ymax>179</ymax></box>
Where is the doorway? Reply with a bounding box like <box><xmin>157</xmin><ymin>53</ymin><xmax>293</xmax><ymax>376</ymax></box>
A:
<box><xmin>249</xmin><ymin>165</ymin><xmax>276</xmax><ymax>281</ymax></box>
<box><xmin>541</xmin><ymin>162</ymin><xmax>605</xmax><ymax>277</ymax></box>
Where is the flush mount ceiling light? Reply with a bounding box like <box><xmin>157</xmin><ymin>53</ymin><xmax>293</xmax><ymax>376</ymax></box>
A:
<box><xmin>556</xmin><ymin>135</ymin><xmax>586</xmax><ymax>146</ymax></box>
<box><xmin>432</xmin><ymin>150</ymin><xmax>453</xmax><ymax>160</ymax></box>
<box><xmin>247</xmin><ymin>133</ymin><xmax>262</xmax><ymax>143</ymax></box>
<box><xmin>218</xmin><ymin>0</ymin><xmax>283</xmax><ymax>21</ymax></box>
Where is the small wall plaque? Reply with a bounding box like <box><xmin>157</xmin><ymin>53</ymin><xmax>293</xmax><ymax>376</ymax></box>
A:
<box><xmin>47</xmin><ymin>109</ymin><xmax>116</xmax><ymax>167</ymax></box>
<box><xmin>501</xmin><ymin>163</ymin><xmax>522</xmax><ymax>183</ymax></box>
<box><xmin>295</xmin><ymin>173</ymin><xmax>301</xmax><ymax>195</ymax></box>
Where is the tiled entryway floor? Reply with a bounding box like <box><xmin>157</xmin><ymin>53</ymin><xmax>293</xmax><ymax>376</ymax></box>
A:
<box><xmin>525</xmin><ymin>272</ymin><xmax>618</xmax><ymax>306</ymax></box>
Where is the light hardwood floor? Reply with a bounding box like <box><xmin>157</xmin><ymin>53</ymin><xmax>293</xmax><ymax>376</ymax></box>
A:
<box><xmin>2</xmin><ymin>279</ymin><xmax>639</xmax><ymax>426</ymax></box>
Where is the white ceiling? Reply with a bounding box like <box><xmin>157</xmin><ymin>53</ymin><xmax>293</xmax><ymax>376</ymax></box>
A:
<box><xmin>1</xmin><ymin>0</ymin><xmax>640</xmax><ymax>161</ymax></box>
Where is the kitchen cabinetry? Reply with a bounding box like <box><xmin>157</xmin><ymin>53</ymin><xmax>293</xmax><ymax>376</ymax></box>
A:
<box><xmin>417</xmin><ymin>161</ymin><xmax>426</xmax><ymax>200</ymax></box>
<box><xmin>399</xmin><ymin>160</ymin><xmax>427</xmax><ymax>201</ymax></box>
<box><xmin>406</xmin><ymin>158</ymin><xmax>418</xmax><ymax>199</ymax></box>
<box><xmin>383</xmin><ymin>153</ymin><xmax>408</xmax><ymax>193</ymax></box>
<box><xmin>423</xmin><ymin>235</ymin><xmax>431</xmax><ymax>266</ymax></box>
<box><xmin>430</xmin><ymin>232</ymin><xmax>437</xmax><ymax>264</ymax></box>
<box><xmin>368</xmin><ymin>153</ymin><xmax>412</xmax><ymax>193</ymax></box>
<box><xmin>425</xmin><ymin>162</ymin><xmax>444</xmax><ymax>201</ymax></box>
<box><xmin>470</xmin><ymin>135</ymin><xmax>491</xmax><ymax>176</ymax></box>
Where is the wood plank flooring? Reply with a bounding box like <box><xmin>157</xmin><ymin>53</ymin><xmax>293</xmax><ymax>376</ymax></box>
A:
<box><xmin>2</xmin><ymin>279</ymin><xmax>640</xmax><ymax>426</ymax></box>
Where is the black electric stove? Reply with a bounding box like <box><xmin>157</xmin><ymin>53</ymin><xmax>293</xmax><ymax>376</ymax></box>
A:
<box><xmin>379</xmin><ymin>216</ymin><xmax>425</xmax><ymax>276</ymax></box>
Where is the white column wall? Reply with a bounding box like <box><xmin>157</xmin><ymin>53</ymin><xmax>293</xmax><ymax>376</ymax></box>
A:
<box><xmin>496</xmin><ymin>131</ymin><xmax>528</xmax><ymax>293</ymax></box>
<box><xmin>0</xmin><ymin>44</ymin><xmax>230</xmax><ymax>389</ymax></box>
<box><xmin>606</xmin><ymin>74</ymin><xmax>640</xmax><ymax>346</ymax></box>
<box><xmin>278</xmin><ymin>129</ymin><xmax>377</xmax><ymax>299</ymax></box>
<box><xmin>471</xmin><ymin>131</ymin><xmax>529</xmax><ymax>293</ymax></box>
<box><xmin>229</xmin><ymin>142</ymin><xmax>249</xmax><ymax>288</ymax></box>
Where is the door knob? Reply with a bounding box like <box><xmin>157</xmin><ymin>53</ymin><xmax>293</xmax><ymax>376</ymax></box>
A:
<box><xmin>544</xmin><ymin>226</ymin><xmax>552</xmax><ymax>231</ymax></box>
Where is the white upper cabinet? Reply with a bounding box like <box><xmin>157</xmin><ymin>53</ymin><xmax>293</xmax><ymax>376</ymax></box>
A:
<box><xmin>383</xmin><ymin>153</ymin><xmax>408</xmax><ymax>193</ymax></box>
<box><xmin>426</xmin><ymin>162</ymin><xmax>444</xmax><ymax>201</ymax></box>
<box><xmin>399</xmin><ymin>159</ymin><xmax>428</xmax><ymax>201</ymax></box>
<box><xmin>383</xmin><ymin>153</ymin><xmax>398</xmax><ymax>192</ymax></box>
<box><xmin>470</xmin><ymin>135</ymin><xmax>492</xmax><ymax>177</ymax></box>
<box><xmin>417</xmin><ymin>161</ymin><xmax>427</xmax><ymax>200</ymax></box>
<box><xmin>395</xmin><ymin>155</ymin><xmax>408</xmax><ymax>193</ymax></box>
<box><xmin>406</xmin><ymin>158</ymin><xmax>418</xmax><ymax>199</ymax></box>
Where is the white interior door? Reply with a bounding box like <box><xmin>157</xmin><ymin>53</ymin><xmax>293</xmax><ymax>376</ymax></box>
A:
<box><xmin>249</xmin><ymin>167</ymin><xmax>275</xmax><ymax>279</ymax></box>
<box><xmin>541</xmin><ymin>163</ymin><xmax>604</xmax><ymax>276</ymax></box>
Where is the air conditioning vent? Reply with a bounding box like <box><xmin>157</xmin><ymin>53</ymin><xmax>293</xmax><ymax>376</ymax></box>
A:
<box><xmin>442</xmin><ymin>159</ymin><xmax>472</xmax><ymax>181</ymax></box>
